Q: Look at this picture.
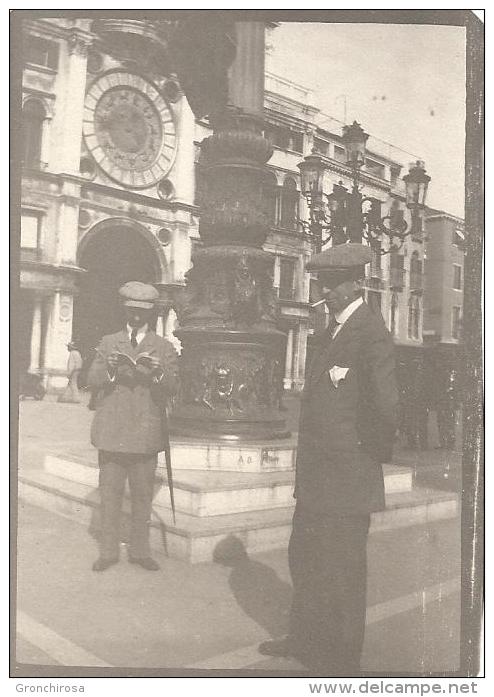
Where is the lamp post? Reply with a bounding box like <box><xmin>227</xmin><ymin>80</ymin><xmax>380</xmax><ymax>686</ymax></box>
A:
<box><xmin>297</xmin><ymin>121</ymin><xmax>431</xmax><ymax>254</ymax></box>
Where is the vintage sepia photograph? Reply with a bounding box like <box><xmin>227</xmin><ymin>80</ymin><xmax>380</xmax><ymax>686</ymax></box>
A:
<box><xmin>10</xmin><ymin>9</ymin><xmax>483</xmax><ymax>681</ymax></box>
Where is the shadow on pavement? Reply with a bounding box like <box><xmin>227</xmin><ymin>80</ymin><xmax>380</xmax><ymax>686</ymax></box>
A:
<box><xmin>213</xmin><ymin>535</ymin><xmax>292</xmax><ymax>638</ymax></box>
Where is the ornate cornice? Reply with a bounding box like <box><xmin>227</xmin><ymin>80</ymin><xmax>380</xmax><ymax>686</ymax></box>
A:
<box><xmin>264</xmin><ymin>106</ymin><xmax>313</xmax><ymax>132</ymax></box>
<box><xmin>23</xmin><ymin>19</ymin><xmax>70</xmax><ymax>41</ymax></box>
<box><xmin>425</xmin><ymin>211</ymin><xmax>465</xmax><ymax>225</ymax></box>
<box><xmin>20</xmin><ymin>260</ymin><xmax>86</xmax><ymax>294</ymax></box>
<box><xmin>22</xmin><ymin>86</ymin><xmax>56</xmax><ymax>102</ymax></box>
<box><xmin>80</xmin><ymin>180</ymin><xmax>199</xmax><ymax>214</ymax></box>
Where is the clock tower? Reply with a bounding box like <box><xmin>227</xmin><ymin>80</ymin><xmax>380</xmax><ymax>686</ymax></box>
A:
<box><xmin>69</xmin><ymin>21</ymin><xmax>198</xmax><ymax>364</ymax></box>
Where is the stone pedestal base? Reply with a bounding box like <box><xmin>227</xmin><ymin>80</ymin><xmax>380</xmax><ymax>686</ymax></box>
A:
<box><xmin>161</xmin><ymin>437</ymin><xmax>297</xmax><ymax>472</ymax></box>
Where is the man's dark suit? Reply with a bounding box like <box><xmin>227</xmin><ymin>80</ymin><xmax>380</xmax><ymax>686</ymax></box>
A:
<box><xmin>290</xmin><ymin>300</ymin><xmax>398</xmax><ymax>673</ymax></box>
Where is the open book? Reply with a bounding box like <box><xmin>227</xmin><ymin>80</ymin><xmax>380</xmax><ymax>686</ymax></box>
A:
<box><xmin>113</xmin><ymin>350</ymin><xmax>156</xmax><ymax>367</ymax></box>
<box><xmin>96</xmin><ymin>348</ymin><xmax>157</xmax><ymax>367</ymax></box>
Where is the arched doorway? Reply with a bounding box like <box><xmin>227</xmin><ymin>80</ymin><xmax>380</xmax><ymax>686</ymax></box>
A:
<box><xmin>73</xmin><ymin>220</ymin><xmax>162</xmax><ymax>362</ymax></box>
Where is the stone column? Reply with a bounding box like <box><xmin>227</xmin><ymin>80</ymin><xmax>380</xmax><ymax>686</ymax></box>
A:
<box><xmin>55</xmin><ymin>181</ymin><xmax>81</xmax><ymax>265</ymax></box>
<box><xmin>54</xmin><ymin>26</ymin><xmax>92</xmax><ymax>174</ymax></box>
<box><xmin>28</xmin><ymin>296</ymin><xmax>43</xmax><ymax>373</ymax></box>
<box><xmin>172</xmin><ymin>99</ymin><xmax>197</xmax><ymax>206</ymax></box>
<box><xmin>170</xmin><ymin>225</ymin><xmax>192</xmax><ymax>284</ymax></box>
<box><xmin>292</xmin><ymin>326</ymin><xmax>300</xmax><ymax>384</ymax></box>
<box><xmin>273</xmin><ymin>255</ymin><xmax>281</xmax><ymax>291</ymax></box>
<box><xmin>297</xmin><ymin>321</ymin><xmax>308</xmax><ymax>391</ymax></box>
<box><xmin>283</xmin><ymin>328</ymin><xmax>294</xmax><ymax>391</ymax></box>
<box><xmin>43</xmin><ymin>292</ymin><xmax>74</xmax><ymax>391</ymax></box>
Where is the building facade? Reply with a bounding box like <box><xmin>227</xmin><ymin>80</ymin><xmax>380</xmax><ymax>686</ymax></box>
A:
<box><xmin>19</xmin><ymin>18</ymin><xmax>198</xmax><ymax>391</ymax></box>
<box><xmin>18</xmin><ymin>18</ymin><xmax>457</xmax><ymax>397</ymax></box>
<box><xmin>423</xmin><ymin>210</ymin><xmax>465</xmax><ymax>347</ymax></box>
<box><xmin>422</xmin><ymin>210</ymin><xmax>465</xmax><ymax>419</ymax></box>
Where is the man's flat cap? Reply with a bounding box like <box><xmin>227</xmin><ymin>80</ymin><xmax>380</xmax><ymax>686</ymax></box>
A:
<box><xmin>306</xmin><ymin>243</ymin><xmax>373</xmax><ymax>272</ymax></box>
<box><xmin>118</xmin><ymin>281</ymin><xmax>159</xmax><ymax>309</ymax></box>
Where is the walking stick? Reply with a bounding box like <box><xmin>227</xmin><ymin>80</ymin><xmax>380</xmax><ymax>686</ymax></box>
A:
<box><xmin>162</xmin><ymin>407</ymin><xmax>176</xmax><ymax>525</ymax></box>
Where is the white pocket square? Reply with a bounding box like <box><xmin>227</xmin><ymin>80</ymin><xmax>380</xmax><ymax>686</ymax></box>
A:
<box><xmin>329</xmin><ymin>365</ymin><xmax>349</xmax><ymax>388</ymax></box>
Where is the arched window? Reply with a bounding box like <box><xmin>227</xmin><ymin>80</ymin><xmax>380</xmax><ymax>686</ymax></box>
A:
<box><xmin>410</xmin><ymin>250</ymin><xmax>422</xmax><ymax>274</ymax></box>
<box><xmin>262</xmin><ymin>172</ymin><xmax>279</xmax><ymax>227</ymax></box>
<box><xmin>22</xmin><ymin>100</ymin><xmax>46</xmax><ymax>168</ymax></box>
<box><xmin>390</xmin><ymin>292</ymin><xmax>399</xmax><ymax>337</ymax></box>
<box><xmin>408</xmin><ymin>295</ymin><xmax>421</xmax><ymax>340</ymax></box>
<box><xmin>280</xmin><ymin>177</ymin><xmax>299</xmax><ymax>231</ymax></box>
<box><xmin>409</xmin><ymin>250</ymin><xmax>423</xmax><ymax>291</ymax></box>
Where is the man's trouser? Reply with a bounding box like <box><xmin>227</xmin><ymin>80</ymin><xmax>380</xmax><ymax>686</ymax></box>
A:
<box><xmin>98</xmin><ymin>451</ymin><xmax>157</xmax><ymax>560</ymax></box>
<box><xmin>288</xmin><ymin>503</ymin><xmax>371</xmax><ymax>673</ymax></box>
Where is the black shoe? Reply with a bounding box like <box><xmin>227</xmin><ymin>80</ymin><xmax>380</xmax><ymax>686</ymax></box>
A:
<box><xmin>258</xmin><ymin>637</ymin><xmax>298</xmax><ymax>658</ymax></box>
<box><xmin>129</xmin><ymin>556</ymin><xmax>160</xmax><ymax>571</ymax></box>
<box><xmin>92</xmin><ymin>557</ymin><xmax>118</xmax><ymax>572</ymax></box>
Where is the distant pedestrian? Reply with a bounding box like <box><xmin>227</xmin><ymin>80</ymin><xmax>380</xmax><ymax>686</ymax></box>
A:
<box><xmin>87</xmin><ymin>282</ymin><xmax>179</xmax><ymax>572</ymax></box>
<box><xmin>57</xmin><ymin>342</ymin><xmax>83</xmax><ymax>404</ymax></box>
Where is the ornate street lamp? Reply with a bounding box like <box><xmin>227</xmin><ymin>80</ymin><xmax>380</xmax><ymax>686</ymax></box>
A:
<box><xmin>297</xmin><ymin>123</ymin><xmax>431</xmax><ymax>254</ymax></box>
<box><xmin>297</xmin><ymin>150</ymin><xmax>327</xmax><ymax>253</ymax></box>
<box><xmin>298</xmin><ymin>150</ymin><xmax>326</xmax><ymax>202</ymax></box>
<box><xmin>403</xmin><ymin>159</ymin><xmax>431</xmax><ymax>210</ymax></box>
<box><xmin>342</xmin><ymin>119</ymin><xmax>368</xmax><ymax>169</ymax></box>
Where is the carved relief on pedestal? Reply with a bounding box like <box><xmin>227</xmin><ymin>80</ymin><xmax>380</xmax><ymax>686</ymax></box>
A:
<box><xmin>175</xmin><ymin>247</ymin><xmax>278</xmax><ymax>330</ymax></box>
<box><xmin>178</xmin><ymin>345</ymin><xmax>284</xmax><ymax>419</ymax></box>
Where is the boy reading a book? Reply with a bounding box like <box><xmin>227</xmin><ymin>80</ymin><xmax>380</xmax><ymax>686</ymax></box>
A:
<box><xmin>88</xmin><ymin>281</ymin><xmax>179</xmax><ymax>572</ymax></box>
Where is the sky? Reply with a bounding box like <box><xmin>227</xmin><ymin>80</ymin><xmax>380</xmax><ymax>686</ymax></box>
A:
<box><xmin>267</xmin><ymin>22</ymin><xmax>466</xmax><ymax>218</ymax></box>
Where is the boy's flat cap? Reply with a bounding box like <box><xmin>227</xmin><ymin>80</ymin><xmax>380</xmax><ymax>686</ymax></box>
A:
<box><xmin>118</xmin><ymin>281</ymin><xmax>159</xmax><ymax>309</ymax></box>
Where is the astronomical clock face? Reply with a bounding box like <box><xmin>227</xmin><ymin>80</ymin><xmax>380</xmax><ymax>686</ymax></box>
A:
<box><xmin>83</xmin><ymin>71</ymin><xmax>177</xmax><ymax>188</ymax></box>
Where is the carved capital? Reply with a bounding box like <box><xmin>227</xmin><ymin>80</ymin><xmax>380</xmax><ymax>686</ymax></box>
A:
<box><xmin>67</xmin><ymin>32</ymin><xmax>92</xmax><ymax>57</ymax></box>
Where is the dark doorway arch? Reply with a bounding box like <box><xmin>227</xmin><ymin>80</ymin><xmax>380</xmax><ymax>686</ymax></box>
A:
<box><xmin>73</xmin><ymin>220</ymin><xmax>162</xmax><ymax>362</ymax></box>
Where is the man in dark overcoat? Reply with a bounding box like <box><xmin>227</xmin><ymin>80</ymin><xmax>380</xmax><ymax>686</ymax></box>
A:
<box><xmin>259</xmin><ymin>244</ymin><xmax>399</xmax><ymax>674</ymax></box>
<box><xmin>87</xmin><ymin>281</ymin><xmax>179</xmax><ymax>572</ymax></box>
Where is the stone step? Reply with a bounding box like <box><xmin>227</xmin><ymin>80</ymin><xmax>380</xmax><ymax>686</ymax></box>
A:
<box><xmin>43</xmin><ymin>454</ymin><xmax>413</xmax><ymax>517</ymax></box>
<box><xmin>18</xmin><ymin>469</ymin><xmax>458</xmax><ymax>563</ymax></box>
